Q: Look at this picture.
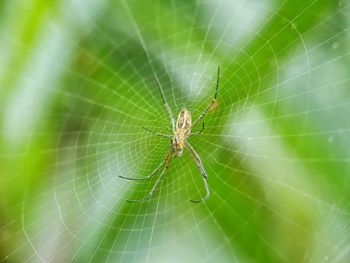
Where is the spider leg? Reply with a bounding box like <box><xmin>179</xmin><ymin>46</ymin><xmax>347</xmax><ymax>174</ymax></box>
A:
<box><xmin>119</xmin><ymin>160</ymin><xmax>164</xmax><ymax>181</ymax></box>
<box><xmin>185</xmin><ymin>141</ymin><xmax>210</xmax><ymax>203</ymax></box>
<box><xmin>154</xmin><ymin>75</ymin><xmax>176</xmax><ymax>132</ymax></box>
<box><xmin>142</xmin><ymin>127</ymin><xmax>172</xmax><ymax>138</ymax></box>
<box><xmin>126</xmin><ymin>166</ymin><xmax>168</xmax><ymax>203</ymax></box>
<box><xmin>192</xmin><ymin>66</ymin><xmax>220</xmax><ymax>127</ymax></box>
<box><xmin>190</xmin><ymin>123</ymin><xmax>204</xmax><ymax>136</ymax></box>
<box><xmin>125</xmin><ymin>149</ymin><xmax>174</xmax><ymax>203</ymax></box>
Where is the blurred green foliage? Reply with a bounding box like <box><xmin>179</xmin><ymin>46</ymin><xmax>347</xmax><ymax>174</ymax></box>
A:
<box><xmin>1</xmin><ymin>0</ymin><xmax>350</xmax><ymax>262</ymax></box>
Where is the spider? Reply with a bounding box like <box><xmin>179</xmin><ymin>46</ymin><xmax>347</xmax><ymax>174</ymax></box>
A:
<box><xmin>119</xmin><ymin>67</ymin><xmax>220</xmax><ymax>203</ymax></box>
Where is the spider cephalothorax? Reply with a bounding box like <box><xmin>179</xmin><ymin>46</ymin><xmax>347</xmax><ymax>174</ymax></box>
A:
<box><xmin>119</xmin><ymin>67</ymin><xmax>220</xmax><ymax>203</ymax></box>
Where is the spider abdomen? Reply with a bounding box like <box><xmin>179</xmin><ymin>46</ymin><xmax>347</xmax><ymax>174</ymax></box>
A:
<box><xmin>176</xmin><ymin>108</ymin><xmax>191</xmax><ymax>134</ymax></box>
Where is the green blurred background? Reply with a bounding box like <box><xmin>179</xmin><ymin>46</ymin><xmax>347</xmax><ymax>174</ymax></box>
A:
<box><xmin>1</xmin><ymin>0</ymin><xmax>350</xmax><ymax>262</ymax></box>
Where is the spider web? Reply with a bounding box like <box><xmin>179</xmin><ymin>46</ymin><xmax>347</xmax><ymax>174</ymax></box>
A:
<box><xmin>1</xmin><ymin>0</ymin><xmax>350</xmax><ymax>262</ymax></box>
